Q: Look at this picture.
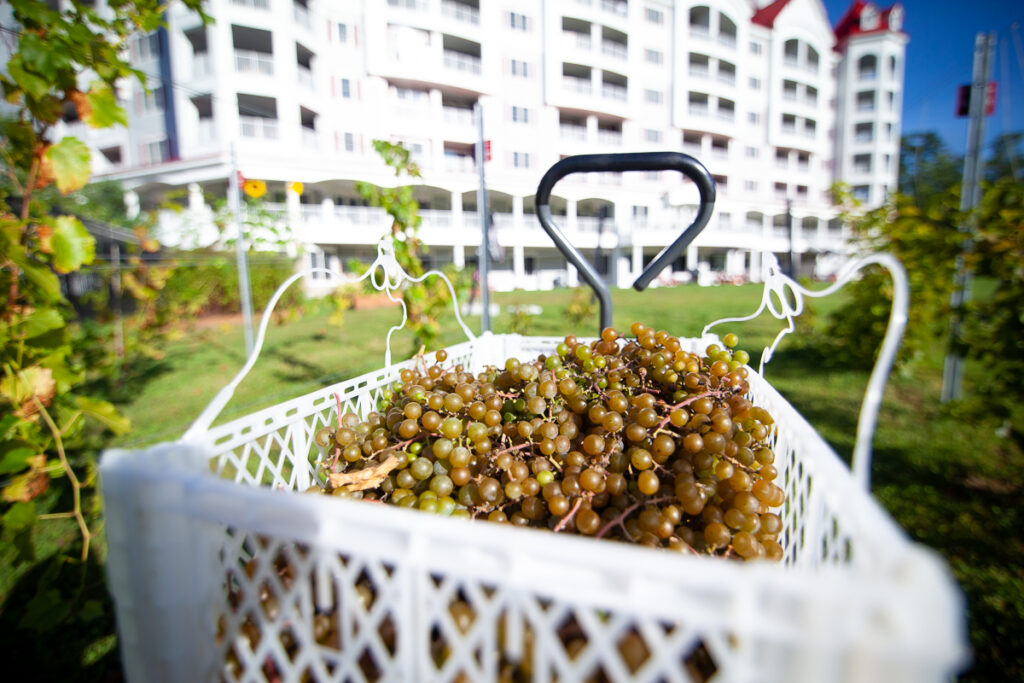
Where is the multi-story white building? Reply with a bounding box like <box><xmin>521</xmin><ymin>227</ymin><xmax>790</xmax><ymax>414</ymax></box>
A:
<box><xmin>61</xmin><ymin>0</ymin><xmax>907</xmax><ymax>292</ymax></box>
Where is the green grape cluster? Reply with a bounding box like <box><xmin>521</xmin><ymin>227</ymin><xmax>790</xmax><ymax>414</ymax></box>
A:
<box><xmin>312</xmin><ymin>324</ymin><xmax>785</xmax><ymax>561</ymax></box>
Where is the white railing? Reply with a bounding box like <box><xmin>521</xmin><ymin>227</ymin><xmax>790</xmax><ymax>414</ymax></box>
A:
<box><xmin>297</xmin><ymin>66</ymin><xmax>314</xmax><ymax>88</ymax></box>
<box><xmin>688</xmin><ymin>65</ymin><xmax>709</xmax><ymax>78</ymax></box>
<box><xmin>231</xmin><ymin>0</ymin><xmax>270</xmax><ymax>9</ymax></box>
<box><xmin>301</xmin><ymin>127</ymin><xmax>318</xmax><ymax>147</ymax></box>
<box><xmin>855</xmin><ymin>133</ymin><xmax>873</xmax><ymax>143</ymax></box>
<box><xmin>783</xmin><ymin>55</ymin><xmax>799</xmax><ymax>67</ymax></box>
<box><xmin>688</xmin><ymin>104</ymin><xmax>708</xmax><ymax>116</ymax></box>
<box><xmin>560</xmin><ymin>124</ymin><xmax>587</xmax><ymax>140</ymax></box>
<box><xmin>443</xmin><ymin>107</ymin><xmax>475</xmax><ymax>126</ymax></box>
<box><xmin>776</xmin><ymin>158</ymin><xmax>788</xmax><ymax>169</ymax></box>
<box><xmin>300</xmin><ymin>204</ymin><xmax>321</xmax><ymax>220</ymax></box>
<box><xmin>388</xmin><ymin>0</ymin><xmax>427</xmax><ymax>8</ymax></box>
<box><xmin>293</xmin><ymin>3</ymin><xmax>311</xmax><ymax>28</ymax></box>
<box><xmin>857</xmin><ymin>102</ymin><xmax>875</xmax><ymax>112</ymax></box>
<box><xmin>601</xmin><ymin>41</ymin><xmax>627</xmax><ymax>59</ymax></box>
<box><xmin>334</xmin><ymin>205</ymin><xmax>387</xmax><ymax>224</ymax></box>
<box><xmin>717</xmin><ymin>72</ymin><xmax>736</xmax><ymax>85</ymax></box>
<box><xmin>443</xmin><ymin>50</ymin><xmax>481</xmax><ymax>74</ymax></box>
<box><xmin>718</xmin><ymin>34</ymin><xmax>737</xmax><ymax>48</ymax></box>
<box><xmin>563</xmin><ymin>76</ymin><xmax>592</xmax><ymax>94</ymax></box>
<box><xmin>600</xmin><ymin>0</ymin><xmax>627</xmax><ymax>16</ymax></box>
<box><xmin>602</xmin><ymin>83</ymin><xmax>627</xmax><ymax>100</ymax></box>
<box><xmin>597</xmin><ymin>130</ymin><xmax>622</xmax><ymax>145</ymax></box>
<box><xmin>441</xmin><ymin>0</ymin><xmax>480</xmax><ymax>24</ymax></box>
<box><xmin>859</xmin><ymin>70</ymin><xmax>877</xmax><ymax>81</ymax></box>
<box><xmin>853</xmin><ymin>164</ymin><xmax>872</xmax><ymax>175</ymax></box>
<box><xmin>711</xmin><ymin>147</ymin><xmax>728</xmax><ymax>158</ymax></box>
<box><xmin>234</xmin><ymin>49</ymin><xmax>274</xmax><ymax>75</ymax></box>
<box><xmin>783</xmin><ymin>90</ymin><xmax>798</xmax><ymax>101</ymax></box>
<box><xmin>716</xmin><ymin>109</ymin><xmax>735</xmax><ymax>121</ymax></box>
<box><xmin>192</xmin><ymin>52</ymin><xmax>212</xmax><ymax>79</ymax></box>
<box><xmin>443</xmin><ymin>155</ymin><xmax>475</xmax><ymax>173</ymax></box>
<box><xmin>196</xmin><ymin>118</ymin><xmax>216</xmax><ymax>145</ymax></box>
<box><xmin>239</xmin><ymin>115</ymin><xmax>278</xmax><ymax>139</ymax></box>
<box><xmin>781</xmin><ymin>123</ymin><xmax>797</xmax><ymax>134</ymax></box>
<box><xmin>565</xmin><ymin>32</ymin><xmax>592</xmax><ymax>50</ymax></box>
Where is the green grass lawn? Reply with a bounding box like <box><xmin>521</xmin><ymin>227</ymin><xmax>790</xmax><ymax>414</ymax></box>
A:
<box><xmin>105</xmin><ymin>282</ymin><xmax>1021</xmax><ymax>680</ymax></box>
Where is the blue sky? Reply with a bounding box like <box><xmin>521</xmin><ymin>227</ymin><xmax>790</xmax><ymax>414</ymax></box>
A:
<box><xmin>822</xmin><ymin>0</ymin><xmax>1024</xmax><ymax>156</ymax></box>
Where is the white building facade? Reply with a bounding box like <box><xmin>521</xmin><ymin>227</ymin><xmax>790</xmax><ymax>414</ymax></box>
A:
<box><xmin>63</xmin><ymin>0</ymin><xmax>907</xmax><ymax>293</ymax></box>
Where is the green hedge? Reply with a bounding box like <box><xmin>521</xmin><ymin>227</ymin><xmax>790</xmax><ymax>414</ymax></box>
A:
<box><xmin>158</xmin><ymin>252</ymin><xmax>303</xmax><ymax>319</ymax></box>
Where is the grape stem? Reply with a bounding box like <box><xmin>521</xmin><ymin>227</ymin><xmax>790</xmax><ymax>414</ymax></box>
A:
<box><xmin>553</xmin><ymin>496</ymin><xmax>583</xmax><ymax>532</ymax></box>
<box><xmin>595</xmin><ymin>496</ymin><xmax>674</xmax><ymax>539</ymax></box>
<box><xmin>654</xmin><ymin>389</ymin><xmax>736</xmax><ymax>431</ymax></box>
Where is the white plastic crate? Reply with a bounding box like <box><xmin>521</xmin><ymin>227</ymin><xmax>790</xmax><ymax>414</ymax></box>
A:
<box><xmin>100</xmin><ymin>246</ymin><xmax>967</xmax><ymax>683</ymax></box>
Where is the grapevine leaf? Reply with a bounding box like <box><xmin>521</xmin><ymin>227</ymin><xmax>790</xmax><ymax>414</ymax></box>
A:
<box><xmin>0</xmin><ymin>447</ymin><xmax>34</xmax><ymax>475</ymax></box>
<box><xmin>0</xmin><ymin>414</ymin><xmax>18</xmax><ymax>437</ymax></box>
<box><xmin>51</xmin><ymin>215</ymin><xmax>95</xmax><ymax>273</ymax></box>
<box><xmin>2</xmin><ymin>501</ymin><xmax>36</xmax><ymax>533</ymax></box>
<box><xmin>21</xmin><ymin>308</ymin><xmax>64</xmax><ymax>339</ymax></box>
<box><xmin>44</xmin><ymin>137</ymin><xmax>91</xmax><ymax>194</ymax></box>
<box><xmin>18</xmin><ymin>589</ymin><xmax>71</xmax><ymax>633</ymax></box>
<box><xmin>75</xmin><ymin>396</ymin><xmax>130</xmax><ymax>435</ymax></box>
<box><xmin>2</xmin><ymin>469</ymin><xmax>49</xmax><ymax>503</ymax></box>
<box><xmin>79</xmin><ymin>600</ymin><xmax>103</xmax><ymax>623</ymax></box>
<box><xmin>84</xmin><ymin>82</ymin><xmax>127</xmax><ymax>128</ymax></box>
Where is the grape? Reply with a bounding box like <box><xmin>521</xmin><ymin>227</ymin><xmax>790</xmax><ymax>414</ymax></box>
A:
<box><xmin>314</xmin><ymin>326</ymin><xmax>784</xmax><ymax>564</ymax></box>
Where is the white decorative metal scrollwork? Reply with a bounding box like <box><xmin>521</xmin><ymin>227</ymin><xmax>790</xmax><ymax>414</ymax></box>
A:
<box><xmin>703</xmin><ymin>253</ymin><xmax>909</xmax><ymax>491</ymax></box>
<box><xmin>183</xmin><ymin>238</ymin><xmax>475</xmax><ymax>441</ymax></box>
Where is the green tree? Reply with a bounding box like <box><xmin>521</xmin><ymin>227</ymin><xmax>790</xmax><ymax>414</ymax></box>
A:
<box><xmin>986</xmin><ymin>131</ymin><xmax>1022</xmax><ymax>183</ymax></box>
<box><xmin>0</xmin><ymin>0</ymin><xmax>207</xmax><ymax>676</ymax></box>
<box><xmin>899</xmin><ymin>132</ymin><xmax>962</xmax><ymax>207</ymax></box>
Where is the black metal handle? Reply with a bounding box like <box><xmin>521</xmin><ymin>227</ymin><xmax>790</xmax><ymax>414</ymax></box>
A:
<box><xmin>535</xmin><ymin>152</ymin><xmax>717</xmax><ymax>333</ymax></box>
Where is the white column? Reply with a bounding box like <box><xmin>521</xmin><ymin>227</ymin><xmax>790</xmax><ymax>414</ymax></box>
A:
<box><xmin>512</xmin><ymin>195</ymin><xmax>524</xmax><ymax>231</ymax></box>
<box><xmin>749</xmin><ymin>250</ymin><xmax>762</xmax><ymax>282</ymax></box>
<box><xmin>451</xmin><ymin>191</ymin><xmax>463</xmax><ymax>230</ymax></box>
<box><xmin>124</xmin><ymin>189</ymin><xmax>140</xmax><ymax>219</ymax></box>
<box><xmin>513</xmin><ymin>244</ymin><xmax>525</xmax><ymax>280</ymax></box>
<box><xmin>453</xmin><ymin>244</ymin><xmax>465</xmax><ymax>268</ymax></box>
<box><xmin>631</xmin><ymin>244</ymin><xmax>643</xmax><ymax>279</ymax></box>
<box><xmin>285</xmin><ymin>182</ymin><xmax>301</xmax><ymax>226</ymax></box>
<box><xmin>567</xmin><ymin>262</ymin><xmax>579</xmax><ymax>287</ymax></box>
<box><xmin>567</xmin><ymin>199</ymin><xmax>578</xmax><ymax>233</ymax></box>
<box><xmin>685</xmin><ymin>243</ymin><xmax>699</xmax><ymax>270</ymax></box>
<box><xmin>187</xmin><ymin>183</ymin><xmax>204</xmax><ymax>212</ymax></box>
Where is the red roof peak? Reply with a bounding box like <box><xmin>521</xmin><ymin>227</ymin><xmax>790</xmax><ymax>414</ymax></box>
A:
<box><xmin>752</xmin><ymin>0</ymin><xmax>792</xmax><ymax>28</ymax></box>
<box><xmin>834</xmin><ymin>1</ymin><xmax>904</xmax><ymax>44</ymax></box>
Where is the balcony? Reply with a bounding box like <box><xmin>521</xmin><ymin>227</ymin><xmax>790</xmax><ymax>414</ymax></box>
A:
<box><xmin>560</xmin><ymin>123</ymin><xmax>587</xmax><ymax>140</ymax></box>
<box><xmin>597</xmin><ymin>129</ymin><xmax>622</xmax><ymax>145</ymax></box>
<box><xmin>601</xmin><ymin>41</ymin><xmax>627</xmax><ymax>59</ymax></box>
<box><xmin>192</xmin><ymin>52</ymin><xmax>212</xmax><ymax>79</ymax></box>
<box><xmin>601</xmin><ymin>83</ymin><xmax>627</xmax><ymax>101</ymax></box>
<box><xmin>301</xmin><ymin>128</ymin><xmax>319</xmax><ymax>147</ymax></box>
<box><xmin>239</xmin><ymin>115</ymin><xmax>278</xmax><ymax>139</ymax></box>
<box><xmin>444</xmin><ymin>155</ymin><xmax>475</xmax><ymax>173</ymax></box>
<box><xmin>441</xmin><ymin>0</ymin><xmax>480</xmax><ymax>24</ymax></box>
<box><xmin>600</xmin><ymin>0</ymin><xmax>627</xmax><ymax>16</ymax></box>
<box><xmin>293</xmin><ymin>3</ymin><xmax>311</xmax><ymax>29</ymax></box>
<box><xmin>564</xmin><ymin>31</ymin><xmax>592</xmax><ymax>50</ymax></box>
<box><xmin>563</xmin><ymin>76</ymin><xmax>592</xmax><ymax>94</ymax></box>
<box><xmin>231</xmin><ymin>0</ymin><xmax>269</xmax><ymax>9</ymax></box>
<box><xmin>688</xmin><ymin>65</ymin><xmax>709</xmax><ymax>78</ymax></box>
<box><xmin>443</xmin><ymin>50</ymin><xmax>481</xmax><ymax>74</ymax></box>
<box><xmin>690</xmin><ymin>26</ymin><xmax>711</xmax><ymax>40</ymax></box>
<box><xmin>443</xmin><ymin>106</ymin><xmax>475</xmax><ymax>126</ymax></box>
<box><xmin>688</xmin><ymin>103</ymin><xmax>709</xmax><ymax>117</ymax></box>
<box><xmin>234</xmin><ymin>49</ymin><xmax>274</xmax><ymax>75</ymax></box>
<box><xmin>196</xmin><ymin>118</ymin><xmax>216</xmax><ymax>145</ymax></box>
<box><xmin>297</xmin><ymin>65</ymin><xmax>314</xmax><ymax>88</ymax></box>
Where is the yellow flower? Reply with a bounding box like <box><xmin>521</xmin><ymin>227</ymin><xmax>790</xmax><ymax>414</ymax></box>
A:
<box><xmin>289</xmin><ymin>181</ymin><xmax>304</xmax><ymax>196</ymax></box>
<box><xmin>243</xmin><ymin>179</ymin><xmax>266</xmax><ymax>198</ymax></box>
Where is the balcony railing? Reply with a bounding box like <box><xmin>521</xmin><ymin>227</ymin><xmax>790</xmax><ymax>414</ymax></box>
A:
<box><xmin>689</xmin><ymin>26</ymin><xmax>710</xmax><ymax>39</ymax></box>
<box><xmin>688</xmin><ymin>104</ymin><xmax>709</xmax><ymax>116</ymax></box>
<box><xmin>443</xmin><ymin>106</ymin><xmax>475</xmax><ymax>126</ymax></box>
<box><xmin>443</xmin><ymin>50</ymin><xmax>481</xmax><ymax>74</ymax></box>
<box><xmin>597</xmin><ymin>130</ymin><xmax>622</xmax><ymax>145</ymax></box>
<box><xmin>601</xmin><ymin>41</ymin><xmax>627</xmax><ymax>59</ymax></box>
<box><xmin>234</xmin><ymin>49</ymin><xmax>274</xmax><ymax>75</ymax></box>
<box><xmin>857</xmin><ymin>102</ymin><xmax>876</xmax><ymax>112</ymax></box>
<box><xmin>293</xmin><ymin>3</ymin><xmax>311</xmax><ymax>28</ymax></box>
<box><xmin>601</xmin><ymin>0</ymin><xmax>627</xmax><ymax>16</ymax></box>
<box><xmin>560</xmin><ymin>123</ymin><xmax>587</xmax><ymax>140</ymax></box>
<box><xmin>239</xmin><ymin>115</ymin><xmax>278</xmax><ymax>139</ymax></box>
<box><xmin>563</xmin><ymin>76</ymin><xmax>592</xmax><ymax>94</ymax></box>
<box><xmin>852</xmin><ymin>164</ymin><xmax>872</xmax><ymax>175</ymax></box>
<box><xmin>855</xmin><ymin>132</ymin><xmax>873</xmax><ymax>143</ymax></box>
<box><xmin>441</xmin><ymin>0</ymin><xmax>480</xmax><ymax>24</ymax></box>
<box><xmin>564</xmin><ymin>32</ymin><xmax>592</xmax><ymax>50</ymax></box>
<box><xmin>601</xmin><ymin>83</ymin><xmax>627</xmax><ymax>100</ymax></box>
<box><xmin>192</xmin><ymin>52</ymin><xmax>212</xmax><ymax>79</ymax></box>
<box><xmin>859</xmin><ymin>70</ymin><xmax>877</xmax><ymax>81</ymax></box>
<box><xmin>688</xmin><ymin>65</ymin><xmax>709</xmax><ymax>78</ymax></box>
<box><xmin>196</xmin><ymin>118</ymin><xmax>216</xmax><ymax>145</ymax></box>
<box><xmin>297</xmin><ymin>65</ymin><xmax>314</xmax><ymax>88</ymax></box>
<box><xmin>717</xmin><ymin>72</ymin><xmax>736</xmax><ymax>85</ymax></box>
<box><xmin>718</xmin><ymin>34</ymin><xmax>737</xmax><ymax>48</ymax></box>
<box><xmin>301</xmin><ymin>127</ymin><xmax>318</xmax><ymax>147</ymax></box>
<box><xmin>716</xmin><ymin>109</ymin><xmax>735</xmax><ymax>122</ymax></box>
<box><xmin>444</xmin><ymin>155</ymin><xmax>475</xmax><ymax>173</ymax></box>
<box><xmin>231</xmin><ymin>0</ymin><xmax>269</xmax><ymax>9</ymax></box>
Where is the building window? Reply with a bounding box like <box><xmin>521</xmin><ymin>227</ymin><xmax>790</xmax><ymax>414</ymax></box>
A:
<box><xmin>396</xmin><ymin>86</ymin><xmax>428</xmax><ymax>101</ymax></box>
<box><xmin>337</xmin><ymin>23</ymin><xmax>348</xmax><ymax>42</ymax></box>
<box><xmin>512</xmin><ymin>152</ymin><xmax>531</xmax><ymax>168</ymax></box>
<box><xmin>645</xmin><ymin>129</ymin><xmax>662</xmax><ymax>143</ymax></box>
<box><xmin>510</xmin><ymin>59</ymin><xmax>530</xmax><ymax>77</ymax></box>
<box><xmin>855</xmin><ymin>121</ymin><xmax>873</xmax><ymax>142</ymax></box>
<box><xmin>511</xmin><ymin>105</ymin><xmax>530</xmax><ymax>123</ymax></box>
<box><xmin>136</xmin><ymin>85</ymin><xmax>165</xmax><ymax>114</ymax></box>
<box><xmin>745</xmin><ymin>180</ymin><xmax>757</xmax><ymax>191</ymax></box>
<box><xmin>852</xmin><ymin>185</ymin><xmax>870</xmax><ymax>201</ymax></box>
<box><xmin>645</xmin><ymin>48</ymin><xmax>663</xmax><ymax>64</ymax></box>
<box><xmin>645</xmin><ymin>7</ymin><xmax>663</xmax><ymax>24</ymax></box>
<box><xmin>140</xmin><ymin>138</ymin><xmax>168</xmax><ymax>164</ymax></box>
<box><xmin>750</xmin><ymin>41</ymin><xmax>762</xmax><ymax>55</ymax></box>
<box><xmin>509</xmin><ymin>12</ymin><xmax>528</xmax><ymax>30</ymax></box>
<box><xmin>134</xmin><ymin>32</ymin><xmax>160</xmax><ymax>61</ymax></box>
<box><xmin>344</xmin><ymin>132</ymin><xmax>355</xmax><ymax>151</ymax></box>
<box><xmin>748</xmin><ymin>111</ymin><xmax>760</xmax><ymax>124</ymax></box>
<box><xmin>644</xmin><ymin>88</ymin><xmax>663</xmax><ymax>104</ymax></box>
<box><xmin>749</xmin><ymin>77</ymin><xmax>761</xmax><ymax>89</ymax></box>
<box><xmin>745</xmin><ymin>146</ymin><xmax>758</xmax><ymax>157</ymax></box>
<box><xmin>632</xmin><ymin>205</ymin><xmax>648</xmax><ymax>221</ymax></box>
<box><xmin>340</xmin><ymin>78</ymin><xmax>351</xmax><ymax>98</ymax></box>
